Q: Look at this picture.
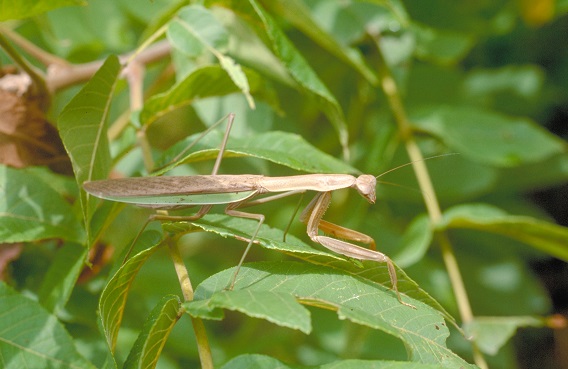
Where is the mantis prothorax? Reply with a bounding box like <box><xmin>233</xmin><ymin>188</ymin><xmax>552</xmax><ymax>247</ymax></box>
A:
<box><xmin>84</xmin><ymin>114</ymin><xmax>415</xmax><ymax>307</ymax></box>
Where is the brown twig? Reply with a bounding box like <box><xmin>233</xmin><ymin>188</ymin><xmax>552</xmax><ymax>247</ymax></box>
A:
<box><xmin>47</xmin><ymin>40</ymin><xmax>171</xmax><ymax>92</ymax></box>
<box><xmin>1</xmin><ymin>24</ymin><xmax>172</xmax><ymax>93</ymax></box>
<box><xmin>0</xmin><ymin>32</ymin><xmax>49</xmax><ymax>99</ymax></box>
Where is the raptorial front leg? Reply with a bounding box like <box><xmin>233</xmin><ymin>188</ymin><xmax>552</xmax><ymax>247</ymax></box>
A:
<box><xmin>299</xmin><ymin>192</ymin><xmax>375</xmax><ymax>249</ymax></box>
<box><xmin>314</xmin><ymin>219</ymin><xmax>377</xmax><ymax>250</ymax></box>
<box><xmin>300</xmin><ymin>192</ymin><xmax>414</xmax><ymax>308</ymax></box>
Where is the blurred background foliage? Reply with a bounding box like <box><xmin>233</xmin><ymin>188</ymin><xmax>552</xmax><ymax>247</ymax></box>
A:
<box><xmin>1</xmin><ymin>0</ymin><xmax>568</xmax><ymax>368</ymax></box>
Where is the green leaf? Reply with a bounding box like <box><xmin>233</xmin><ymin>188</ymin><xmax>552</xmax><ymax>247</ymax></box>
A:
<box><xmin>440</xmin><ymin>203</ymin><xmax>568</xmax><ymax>262</ymax></box>
<box><xmin>187</xmin><ymin>290</ymin><xmax>311</xmax><ymax>333</ymax></box>
<box><xmin>0</xmin><ymin>282</ymin><xmax>96</xmax><ymax>369</ymax></box>
<box><xmin>207</xmin><ymin>0</ymin><xmax>350</xmax><ymax>157</ymax></box>
<box><xmin>261</xmin><ymin>0</ymin><xmax>378</xmax><ymax>84</ymax></box>
<box><xmin>464</xmin><ymin>316</ymin><xmax>545</xmax><ymax>356</ymax></box>
<box><xmin>188</xmin><ymin>214</ymin><xmax>455</xmax><ymax>324</ymax></box>
<box><xmin>361</xmin><ymin>0</ymin><xmax>409</xmax><ymax>26</ymax></box>
<box><xmin>169</xmin><ymin>6</ymin><xmax>228</xmax><ymax>56</ymax></box>
<box><xmin>220</xmin><ymin>354</ymin><xmax>300</xmax><ymax>369</ymax></box>
<box><xmin>413</xmin><ymin>24</ymin><xmax>474</xmax><ymax>64</ymax></box>
<box><xmin>38</xmin><ymin>243</ymin><xmax>88</xmax><ymax>314</ymax></box>
<box><xmin>140</xmin><ymin>65</ymin><xmax>266</xmax><ymax>128</ymax></box>
<box><xmin>0</xmin><ymin>165</ymin><xmax>85</xmax><ymax>243</ymax></box>
<box><xmin>169</xmin><ymin>5</ymin><xmax>255</xmax><ymax>108</ymax></box>
<box><xmin>411</xmin><ymin>106</ymin><xmax>565</xmax><ymax>167</ymax></box>
<box><xmin>188</xmin><ymin>262</ymin><xmax>472</xmax><ymax>367</ymax></box>
<box><xmin>98</xmin><ymin>231</ymin><xmax>163</xmax><ymax>352</ymax></box>
<box><xmin>221</xmin><ymin>354</ymin><xmax>467</xmax><ymax>368</ymax></box>
<box><xmin>58</xmin><ymin>55</ymin><xmax>121</xmax><ymax>226</ymax></box>
<box><xmin>0</xmin><ymin>0</ymin><xmax>85</xmax><ymax>21</ymax></box>
<box><xmin>123</xmin><ymin>295</ymin><xmax>182</xmax><ymax>369</ymax></box>
<box><xmin>493</xmin><ymin>152</ymin><xmax>568</xmax><ymax>193</ymax></box>
<box><xmin>463</xmin><ymin>65</ymin><xmax>545</xmax><ymax>100</ymax></box>
<box><xmin>393</xmin><ymin>214</ymin><xmax>432</xmax><ymax>268</ymax></box>
<box><xmin>154</xmin><ymin>130</ymin><xmax>358</xmax><ymax>175</ymax></box>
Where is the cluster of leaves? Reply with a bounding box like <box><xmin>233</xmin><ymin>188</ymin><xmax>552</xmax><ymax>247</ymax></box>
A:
<box><xmin>1</xmin><ymin>1</ymin><xmax>568</xmax><ymax>369</ymax></box>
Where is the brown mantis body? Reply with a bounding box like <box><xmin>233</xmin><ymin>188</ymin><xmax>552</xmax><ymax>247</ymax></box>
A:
<box><xmin>84</xmin><ymin>115</ymin><xmax>414</xmax><ymax>307</ymax></box>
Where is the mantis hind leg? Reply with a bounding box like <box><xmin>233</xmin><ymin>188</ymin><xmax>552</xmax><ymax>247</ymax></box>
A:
<box><xmin>223</xmin><ymin>198</ymin><xmax>265</xmax><ymax>290</ymax></box>
<box><xmin>221</xmin><ymin>190</ymin><xmax>307</xmax><ymax>289</ymax></box>
<box><xmin>122</xmin><ymin>205</ymin><xmax>213</xmax><ymax>265</ymax></box>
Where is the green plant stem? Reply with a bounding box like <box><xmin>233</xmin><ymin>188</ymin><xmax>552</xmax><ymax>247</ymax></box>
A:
<box><xmin>372</xmin><ymin>34</ymin><xmax>488</xmax><ymax>369</ymax></box>
<box><xmin>168</xmin><ymin>237</ymin><xmax>195</xmax><ymax>301</ymax></box>
<box><xmin>168</xmin><ymin>237</ymin><xmax>214</xmax><ymax>369</ymax></box>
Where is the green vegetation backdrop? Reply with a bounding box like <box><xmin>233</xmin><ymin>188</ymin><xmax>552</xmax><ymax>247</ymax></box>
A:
<box><xmin>1</xmin><ymin>1</ymin><xmax>567</xmax><ymax>369</ymax></box>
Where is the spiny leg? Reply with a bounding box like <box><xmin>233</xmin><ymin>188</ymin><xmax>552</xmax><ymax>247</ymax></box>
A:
<box><xmin>155</xmin><ymin>193</ymin><xmax>290</xmax><ymax>290</ymax></box>
<box><xmin>282</xmin><ymin>192</ymin><xmax>305</xmax><ymax>242</ymax></box>
<box><xmin>315</xmin><ymin>219</ymin><xmax>376</xmax><ymax>250</ymax></box>
<box><xmin>235</xmin><ymin>189</ymin><xmax>306</xmax><ymax>243</ymax></box>
<box><xmin>223</xmin><ymin>198</ymin><xmax>265</xmax><ymax>289</ymax></box>
<box><xmin>122</xmin><ymin>205</ymin><xmax>213</xmax><ymax>265</ymax></box>
<box><xmin>300</xmin><ymin>192</ymin><xmax>414</xmax><ymax>308</ymax></box>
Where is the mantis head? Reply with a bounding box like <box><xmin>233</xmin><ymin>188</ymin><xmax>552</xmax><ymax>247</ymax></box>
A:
<box><xmin>354</xmin><ymin>175</ymin><xmax>377</xmax><ymax>203</ymax></box>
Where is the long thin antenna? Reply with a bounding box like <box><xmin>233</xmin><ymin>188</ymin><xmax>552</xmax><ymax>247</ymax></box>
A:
<box><xmin>375</xmin><ymin>153</ymin><xmax>459</xmax><ymax>179</ymax></box>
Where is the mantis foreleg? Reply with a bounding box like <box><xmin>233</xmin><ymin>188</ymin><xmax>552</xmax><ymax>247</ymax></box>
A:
<box><xmin>300</xmin><ymin>192</ymin><xmax>414</xmax><ymax>308</ymax></box>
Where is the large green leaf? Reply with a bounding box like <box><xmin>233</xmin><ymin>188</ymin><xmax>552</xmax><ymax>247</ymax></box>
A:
<box><xmin>187</xmin><ymin>262</ymin><xmax>472</xmax><ymax>367</ymax></box>
<box><xmin>154</xmin><ymin>130</ymin><xmax>358</xmax><ymax>175</ymax></box>
<box><xmin>411</xmin><ymin>106</ymin><xmax>565</xmax><ymax>167</ymax></box>
<box><xmin>220</xmin><ymin>353</ymin><xmax>472</xmax><ymax>368</ymax></box>
<box><xmin>261</xmin><ymin>0</ymin><xmax>378</xmax><ymax>84</ymax></box>
<box><xmin>139</xmin><ymin>65</ymin><xmax>269</xmax><ymax>128</ymax></box>
<box><xmin>221</xmin><ymin>354</ymin><xmax>302</xmax><ymax>369</ymax></box>
<box><xmin>169</xmin><ymin>6</ymin><xmax>229</xmax><ymax>57</ymax></box>
<box><xmin>0</xmin><ymin>0</ymin><xmax>85</xmax><ymax>21</ymax></box>
<box><xmin>58</xmin><ymin>55</ymin><xmax>121</xmax><ymax>226</ymax></box>
<box><xmin>463</xmin><ymin>65</ymin><xmax>545</xmax><ymax>101</ymax></box>
<box><xmin>168</xmin><ymin>5</ymin><xmax>255</xmax><ymax>108</ymax></box>
<box><xmin>206</xmin><ymin>0</ymin><xmax>350</xmax><ymax>157</ymax></box>
<box><xmin>186</xmin><ymin>214</ymin><xmax>453</xmax><ymax>322</ymax></box>
<box><xmin>38</xmin><ymin>242</ymin><xmax>88</xmax><ymax>314</ymax></box>
<box><xmin>0</xmin><ymin>165</ymin><xmax>85</xmax><ymax>243</ymax></box>
<box><xmin>440</xmin><ymin>203</ymin><xmax>568</xmax><ymax>261</ymax></box>
<box><xmin>98</xmin><ymin>231</ymin><xmax>163</xmax><ymax>353</ymax></box>
<box><xmin>393</xmin><ymin>214</ymin><xmax>432</xmax><ymax>268</ymax></box>
<box><xmin>413</xmin><ymin>24</ymin><xmax>474</xmax><ymax>64</ymax></box>
<box><xmin>188</xmin><ymin>289</ymin><xmax>311</xmax><ymax>333</ymax></box>
<box><xmin>464</xmin><ymin>316</ymin><xmax>545</xmax><ymax>356</ymax></box>
<box><xmin>493</xmin><ymin>152</ymin><xmax>568</xmax><ymax>193</ymax></box>
<box><xmin>0</xmin><ymin>282</ymin><xmax>96</xmax><ymax>369</ymax></box>
<box><xmin>123</xmin><ymin>295</ymin><xmax>182</xmax><ymax>369</ymax></box>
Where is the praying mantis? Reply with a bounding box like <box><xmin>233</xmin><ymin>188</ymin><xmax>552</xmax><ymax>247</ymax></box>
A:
<box><xmin>84</xmin><ymin>114</ymin><xmax>416</xmax><ymax>307</ymax></box>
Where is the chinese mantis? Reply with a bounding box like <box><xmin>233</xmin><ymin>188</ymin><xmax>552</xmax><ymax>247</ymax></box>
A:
<box><xmin>84</xmin><ymin>114</ymin><xmax>416</xmax><ymax>307</ymax></box>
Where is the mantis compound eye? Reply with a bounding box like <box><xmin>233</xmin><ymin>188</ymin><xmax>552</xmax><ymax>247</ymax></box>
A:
<box><xmin>355</xmin><ymin>175</ymin><xmax>377</xmax><ymax>203</ymax></box>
